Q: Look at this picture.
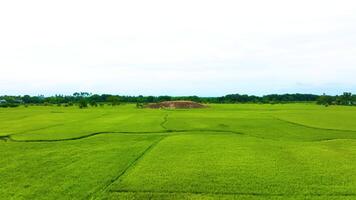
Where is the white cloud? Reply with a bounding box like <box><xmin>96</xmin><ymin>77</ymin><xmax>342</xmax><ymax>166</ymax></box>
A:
<box><xmin>1</xmin><ymin>0</ymin><xmax>356</xmax><ymax>95</ymax></box>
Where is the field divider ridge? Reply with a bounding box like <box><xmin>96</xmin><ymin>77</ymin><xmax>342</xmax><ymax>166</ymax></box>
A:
<box><xmin>109</xmin><ymin>189</ymin><xmax>356</xmax><ymax>197</ymax></box>
<box><xmin>89</xmin><ymin>135</ymin><xmax>168</xmax><ymax>200</ymax></box>
<box><xmin>160</xmin><ymin>113</ymin><xmax>169</xmax><ymax>130</ymax></box>
<box><xmin>274</xmin><ymin>117</ymin><xmax>356</xmax><ymax>133</ymax></box>
<box><xmin>0</xmin><ymin>129</ymin><xmax>246</xmax><ymax>143</ymax></box>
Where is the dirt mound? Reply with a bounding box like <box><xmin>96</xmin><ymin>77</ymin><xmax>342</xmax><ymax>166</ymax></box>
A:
<box><xmin>146</xmin><ymin>101</ymin><xmax>205</xmax><ymax>109</ymax></box>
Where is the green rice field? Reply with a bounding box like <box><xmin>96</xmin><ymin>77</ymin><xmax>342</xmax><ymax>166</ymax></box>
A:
<box><xmin>1</xmin><ymin>104</ymin><xmax>356</xmax><ymax>199</ymax></box>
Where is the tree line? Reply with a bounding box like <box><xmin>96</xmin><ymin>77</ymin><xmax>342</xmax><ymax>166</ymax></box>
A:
<box><xmin>316</xmin><ymin>92</ymin><xmax>356</xmax><ymax>106</ymax></box>
<box><xmin>0</xmin><ymin>92</ymin><xmax>355</xmax><ymax>108</ymax></box>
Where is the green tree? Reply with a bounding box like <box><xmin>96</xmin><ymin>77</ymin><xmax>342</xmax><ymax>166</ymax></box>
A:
<box><xmin>79</xmin><ymin>99</ymin><xmax>88</xmax><ymax>109</ymax></box>
<box><xmin>89</xmin><ymin>100</ymin><xmax>98</xmax><ymax>107</ymax></box>
<box><xmin>316</xmin><ymin>93</ymin><xmax>333</xmax><ymax>106</ymax></box>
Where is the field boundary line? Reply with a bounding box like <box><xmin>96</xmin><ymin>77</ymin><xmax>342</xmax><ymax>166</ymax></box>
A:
<box><xmin>3</xmin><ymin>131</ymin><xmax>169</xmax><ymax>143</ymax></box>
<box><xmin>1</xmin><ymin>128</ymin><xmax>244</xmax><ymax>143</ymax></box>
<box><xmin>4</xmin><ymin>129</ymin><xmax>355</xmax><ymax>143</ymax></box>
<box><xmin>89</xmin><ymin>135</ymin><xmax>168</xmax><ymax>200</ymax></box>
<box><xmin>110</xmin><ymin>189</ymin><xmax>356</xmax><ymax>197</ymax></box>
<box><xmin>160</xmin><ymin>113</ymin><xmax>169</xmax><ymax>130</ymax></box>
<box><xmin>274</xmin><ymin>117</ymin><xmax>356</xmax><ymax>133</ymax></box>
<box><xmin>0</xmin><ymin>135</ymin><xmax>11</xmax><ymax>142</ymax></box>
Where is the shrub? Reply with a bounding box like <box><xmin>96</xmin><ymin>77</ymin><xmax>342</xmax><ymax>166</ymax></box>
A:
<box><xmin>79</xmin><ymin>99</ymin><xmax>88</xmax><ymax>109</ymax></box>
<box><xmin>89</xmin><ymin>101</ymin><xmax>98</xmax><ymax>107</ymax></box>
<box><xmin>136</xmin><ymin>103</ymin><xmax>144</xmax><ymax>109</ymax></box>
<box><xmin>0</xmin><ymin>103</ymin><xmax>20</xmax><ymax>108</ymax></box>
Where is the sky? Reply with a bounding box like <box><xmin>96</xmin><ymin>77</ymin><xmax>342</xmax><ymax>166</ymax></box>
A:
<box><xmin>1</xmin><ymin>0</ymin><xmax>356</xmax><ymax>96</ymax></box>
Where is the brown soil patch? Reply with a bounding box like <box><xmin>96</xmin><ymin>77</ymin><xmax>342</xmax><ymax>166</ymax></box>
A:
<box><xmin>146</xmin><ymin>101</ymin><xmax>205</xmax><ymax>109</ymax></box>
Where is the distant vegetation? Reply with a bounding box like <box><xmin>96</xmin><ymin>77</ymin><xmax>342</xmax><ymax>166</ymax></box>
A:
<box><xmin>316</xmin><ymin>92</ymin><xmax>356</xmax><ymax>106</ymax></box>
<box><xmin>0</xmin><ymin>92</ymin><xmax>355</xmax><ymax>108</ymax></box>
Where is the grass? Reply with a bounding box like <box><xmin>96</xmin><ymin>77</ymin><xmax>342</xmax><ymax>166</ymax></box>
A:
<box><xmin>1</xmin><ymin>103</ymin><xmax>356</xmax><ymax>199</ymax></box>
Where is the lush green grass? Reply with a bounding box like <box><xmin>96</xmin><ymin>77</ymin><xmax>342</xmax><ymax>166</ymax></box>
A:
<box><xmin>1</xmin><ymin>104</ymin><xmax>356</xmax><ymax>199</ymax></box>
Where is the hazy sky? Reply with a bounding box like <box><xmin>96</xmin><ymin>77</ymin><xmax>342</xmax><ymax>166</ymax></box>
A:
<box><xmin>1</xmin><ymin>0</ymin><xmax>356</xmax><ymax>96</ymax></box>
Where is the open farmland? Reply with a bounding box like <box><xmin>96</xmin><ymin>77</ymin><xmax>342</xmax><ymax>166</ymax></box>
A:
<box><xmin>1</xmin><ymin>104</ymin><xmax>356</xmax><ymax>200</ymax></box>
